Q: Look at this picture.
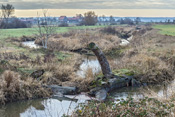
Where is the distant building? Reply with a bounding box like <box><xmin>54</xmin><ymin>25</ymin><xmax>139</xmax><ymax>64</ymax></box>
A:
<box><xmin>19</xmin><ymin>17</ymin><xmax>34</xmax><ymax>24</ymax></box>
<box><xmin>59</xmin><ymin>16</ymin><xmax>68</xmax><ymax>23</ymax></box>
<box><xmin>68</xmin><ymin>16</ymin><xmax>83</xmax><ymax>23</ymax></box>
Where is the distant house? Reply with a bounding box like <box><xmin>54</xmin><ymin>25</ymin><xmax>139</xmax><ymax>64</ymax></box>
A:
<box><xmin>19</xmin><ymin>17</ymin><xmax>34</xmax><ymax>24</ymax></box>
<box><xmin>67</xmin><ymin>16</ymin><xmax>83</xmax><ymax>26</ymax></box>
<box><xmin>59</xmin><ymin>16</ymin><xmax>68</xmax><ymax>23</ymax></box>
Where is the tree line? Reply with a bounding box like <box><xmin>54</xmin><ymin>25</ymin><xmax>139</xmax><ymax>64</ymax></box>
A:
<box><xmin>0</xmin><ymin>4</ymin><xmax>30</xmax><ymax>29</ymax></box>
<box><xmin>0</xmin><ymin>4</ymin><xmax>143</xmax><ymax>29</ymax></box>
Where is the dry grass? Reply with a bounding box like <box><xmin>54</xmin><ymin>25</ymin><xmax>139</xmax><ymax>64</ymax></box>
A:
<box><xmin>107</xmin><ymin>26</ymin><xmax>175</xmax><ymax>84</ymax></box>
<box><xmin>35</xmin><ymin>28</ymin><xmax>122</xmax><ymax>52</ymax></box>
<box><xmin>0</xmin><ymin>70</ymin><xmax>51</xmax><ymax>104</ymax></box>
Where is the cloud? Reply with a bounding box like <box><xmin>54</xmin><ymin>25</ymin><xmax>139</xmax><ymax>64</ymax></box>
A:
<box><xmin>0</xmin><ymin>0</ymin><xmax>175</xmax><ymax>9</ymax></box>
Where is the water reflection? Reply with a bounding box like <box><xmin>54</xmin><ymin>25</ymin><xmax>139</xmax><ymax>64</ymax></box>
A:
<box><xmin>22</xmin><ymin>41</ymin><xmax>40</xmax><ymax>48</ymax></box>
<box><xmin>0</xmin><ymin>94</ymin><xmax>90</xmax><ymax>117</ymax></box>
<box><xmin>77</xmin><ymin>57</ymin><xmax>101</xmax><ymax>78</ymax></box>
<box><xmin>110</xmin><ymin>80</ymin><xmax>175</xmax><ymax>102</ymax></box>
<box><xmin>20</xmin><ymin>99</ymin><xmax>78</xmax><ymax>117</ymax></box>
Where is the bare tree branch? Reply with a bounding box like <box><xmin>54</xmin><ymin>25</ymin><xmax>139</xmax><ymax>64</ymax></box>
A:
<box><xmin>36</xmin><ymin>9</ymin><xmax>57</xmax><ymax>49</ymax></box>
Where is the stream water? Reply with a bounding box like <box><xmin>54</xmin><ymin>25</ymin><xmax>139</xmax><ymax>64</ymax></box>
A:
<box><xmin>0</xmin><ymin>82</ymin><xmax>174</xmax><ymax>117</ymax></box>
<box><xmin>1</xmin><ymin>56</ymin><xmax>174</xmax><ymax>117</ymax></box>
<box><xmin>22</xmin><ymin>41</ymin><xmax>40</xmax><ymax>48</ymax></box>
<box><xmin>10</xmin><ymin>40</ymin><xmax>175</xmax><ymax>117</ymax></box>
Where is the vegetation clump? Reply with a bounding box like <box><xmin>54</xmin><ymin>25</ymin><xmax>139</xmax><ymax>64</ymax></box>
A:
<box><xmin>0</xmin><ymin>70</ymin><xmax>51</xmax><ymax>104</ymax></box>
<box><xmin>73</xmin><ymin>97</ymin><xmax>175</xmax><ymax>117</ymax></box>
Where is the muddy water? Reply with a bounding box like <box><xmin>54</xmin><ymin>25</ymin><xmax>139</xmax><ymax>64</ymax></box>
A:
<box><xmin>22</xmin><ymin>41</ymin><xmax>40</xmax><ymax>48</ymax></box>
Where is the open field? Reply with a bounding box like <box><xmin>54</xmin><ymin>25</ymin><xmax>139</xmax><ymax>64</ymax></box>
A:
<box><xmin>153</xmin><ymin>24</ymin><xmax>175</xmax><ymax>36</ymax></box>
<box><xmin>1</xmin><ymin>25</ymin><xmax>106</xmax><ymax>38</ymax></box>
<box><xmin>0</xmin><ymin>25</ymin><xmax>107</xmax><ymax>57</ymax></box>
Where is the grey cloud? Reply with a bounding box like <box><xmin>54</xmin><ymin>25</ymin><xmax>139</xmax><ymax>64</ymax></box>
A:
<box><xmin>1</xmin><ymin>0</ymin><xmax>175</xmax><ymax>9</ymax></box>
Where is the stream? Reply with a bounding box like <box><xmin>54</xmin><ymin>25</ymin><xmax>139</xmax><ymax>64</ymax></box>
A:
<box><xmin>9</xmin><ymin>40</ymin><xmax>175</xmax><ymax>117</ymax></box>
<box><xmin>0</xmin><ymin>82</ymin><xmax>174</xmax><ymax>117</ymax></box>
<box><xmin>1</xmin><ymin>56</ymin><xmax>175</xmax><ymax>117</ymax></box>
<box><xmin>22</xmin><ymin>41</ymin><xmax>40</xmax><ymax>48</ymax></box>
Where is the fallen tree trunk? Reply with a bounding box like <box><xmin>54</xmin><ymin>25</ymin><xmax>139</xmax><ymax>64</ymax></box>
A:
<box><xmin>89</xmin><ymin>76</ymin><xmax>137</xmax><ymax>101</ymax></box>
<box><xmin>88</xmin><ymin>42</ymin><xmax>112</xmax><ymax>78</ymax></box>
<box><xmin>88</xmin><ymin>42</ymin><xmax>141</xmax><ymax>101</ymax></box>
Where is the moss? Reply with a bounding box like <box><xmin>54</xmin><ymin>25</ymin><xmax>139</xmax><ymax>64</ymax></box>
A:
<box><xmin>54</xmin><ymin>52</ymin><xmax>72</xmax><ymax>60</ymax></box>
<box><xmin>17</xmin><ymin>68</ymin><xmax>35</xmax><ymax>75</ymax></box>
<box><xmin>89</xmin><ymin>77</ymin><xmax>108</xmax><ymax>89</ymax></box>
<box><xmin>0</xmin><ymin>68</ymin><xmax>4</xmax><ymax>74</ymax></box>
<box><xmin>113</xmin><ymin>69</ymin><xmax>134</xmax><ymax>77</ymax></box>
<box><xmin>105</xmin><ymin>47</ymin><xmax>127</xmax><ymax>58</ymax></box>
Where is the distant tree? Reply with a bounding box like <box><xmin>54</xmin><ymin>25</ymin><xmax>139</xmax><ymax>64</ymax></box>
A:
<box><xmin>109</xmin><ymin>15</ymin><xmax>115</xmax><ymax>25</ymax></box>
<box><xmin>135</xmin><ymin>17</ymin><xmax>141</xmax><ymax>24</ymax></box>
<box><xmin>173</xmin><ymin>20</ymin><xmax>175</xmax><ymax>24</ymax></box>
<box><xmin>119</xmin><ymin>18</ymin><xmax>134</xmax><ymax>25</ymax></box>
<box><xmin>1</xmin><ymin>4</ymin><xmax>15</xmax><ymax>28</ymax></box>
<box><xmin>7</xmin><ymin>17</ymin><xmax>27</xmax><ymax>28</ymax></box>
<box><xmin>119</xmin><ymin>18</ymin><xmax>124</xmax><ymax>24</ymax></box>
<box><xmin>36</xmin><ymin>9</ymin><xmax>57</xmax><ymax>48</ymax></box>
<box><xmin>167</xmin><ymin>19</ymin><xmax>170</xmax><ymax>24</ymax></box>
<box><xmin>83</xmin><ymin>11</ymin><xmax>98</xmax><ymax>26</ymax></box>
<box><xmin>76</xmin><ymin>14</ymin><xmax>83</xmax><ymax>18</ymax></box>
<box><xmin>102</xmin><ymin>15</ymin><xmax>106</xmax><ymax>22</ymax></box>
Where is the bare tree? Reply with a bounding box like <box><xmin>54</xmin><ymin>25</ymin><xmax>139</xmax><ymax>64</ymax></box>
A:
<box><xmin>83</xmin><ymin>11</ymin><xmax>98</xmax><ymax>26</ymax></box>
<box><xmin>36</xmin><ymin>9</ymin><xmax>57</xmax><ymax>49</ymax></box>
<box><xmin>1</xmin><ymin>4</ymin><xmax>15</xmax><ymax>28</ymax></box>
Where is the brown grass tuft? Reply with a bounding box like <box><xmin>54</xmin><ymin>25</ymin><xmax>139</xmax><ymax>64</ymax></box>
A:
<box><xmin>0</xmin><ymin>70</ymin><xmax>51</xmax><ymax>104</ymax></box>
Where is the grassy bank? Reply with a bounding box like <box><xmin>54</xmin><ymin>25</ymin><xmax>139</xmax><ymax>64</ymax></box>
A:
<box><xmin>153</xmin><ymin>24</ymin><xmax>175</xmax><ymax>36</ymax></box>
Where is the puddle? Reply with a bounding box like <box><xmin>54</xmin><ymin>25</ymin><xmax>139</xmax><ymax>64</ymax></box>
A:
<box><xmin>77</xmin><ymin>57</ymin><xmax>101</xmax><ymax>78</ymax></box>
<box><xmin>22</xmin><ymin>41</ymin><xmax>40</xmax><ymax>48</ymax></box>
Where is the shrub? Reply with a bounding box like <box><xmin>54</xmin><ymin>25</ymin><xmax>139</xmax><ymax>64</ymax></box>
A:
<box><xmin>101</xmin><ymin>26</ymin><xmax>117</xmax><ymax>35</ymax></box>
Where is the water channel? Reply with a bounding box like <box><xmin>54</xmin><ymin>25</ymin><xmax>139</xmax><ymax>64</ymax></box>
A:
<box><xmin>4</xmin><ymin>41</ymin><xmax>173</xmax><ymax>117</ymax></box>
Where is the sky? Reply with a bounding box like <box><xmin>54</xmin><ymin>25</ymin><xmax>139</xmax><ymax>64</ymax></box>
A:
<box><xmin>1</xmin><ymin>0</ymin><xmax>175</xmax><ymax>17</ymax></box>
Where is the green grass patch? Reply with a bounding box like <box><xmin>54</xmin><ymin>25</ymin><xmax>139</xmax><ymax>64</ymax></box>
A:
<box><xmin>17</xmin><ymin>68</ymin><xmax>35</xmax><ymax>75</ymax></box>
<box><xmin>0</xmin><ymin>25</ymin><xmax>106</xmax><ymax>39</ymax></box>
<box><xmin>54</xmin><ymin>52</ymin><xmax>72</xmax><ymax>60</ymax></box>
<box><xmin>113</xmin><ymin>69</ymin><xmax>134</xmax><ymax>77</ymax></box>
<box><xmin>153</xmin><ymin>24</ymin><xmax>175</xmax><ymax>36</ymax></box>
